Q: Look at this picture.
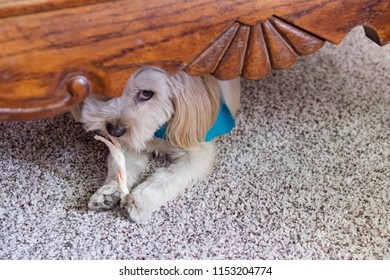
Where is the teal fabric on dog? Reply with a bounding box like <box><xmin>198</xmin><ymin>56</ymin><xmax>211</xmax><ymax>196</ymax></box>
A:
<box><xmin>154</xmin><ymin>101</ymin><xmax>235</xmax><ymax>141</ymax></box>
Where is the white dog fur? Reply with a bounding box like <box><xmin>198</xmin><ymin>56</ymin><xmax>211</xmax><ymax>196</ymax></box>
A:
<box><xmin>73</xmin><ymin>67</ymin><xmax>240</xmax><ymax>222</ymax></box>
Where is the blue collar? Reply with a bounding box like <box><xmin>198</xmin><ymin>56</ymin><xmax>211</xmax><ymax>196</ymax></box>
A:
<box><xmin>154</xmin><ymin>101</ymin><xmax>235</xmax><ymax>141</ymax></box>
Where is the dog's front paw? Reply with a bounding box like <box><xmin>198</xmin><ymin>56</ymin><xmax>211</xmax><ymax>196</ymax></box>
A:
<box><xmin>88</xmin><ymin>182</ymin><xmax>121</xmax><ymax>211</ymax></box>
<box><xmin>122</xmin><ymin>190</ymin><xmax>155</xmax><ymax>223</ymax></box>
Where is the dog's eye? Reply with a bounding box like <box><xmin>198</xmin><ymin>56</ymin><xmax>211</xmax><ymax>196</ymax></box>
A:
<box><xmin>94</xmin><ymin>95</ymin><xmax>112</xmax><ymax>102</ymax></box>
<box><xmin>101</xmin><ymin>96</ymin><xmax>112</xmax><ymax>102</ymax></box>
<box><xmin>137</xmin><ymin>90</ymin><xmax>155</xmax><ymax>101</ymax></box>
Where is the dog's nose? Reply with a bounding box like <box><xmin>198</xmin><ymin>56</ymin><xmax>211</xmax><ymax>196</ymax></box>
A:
<box><xmin>106</xmin><ymin>122</ymin><xmax>126</xmax><ymax>137</ymax></box>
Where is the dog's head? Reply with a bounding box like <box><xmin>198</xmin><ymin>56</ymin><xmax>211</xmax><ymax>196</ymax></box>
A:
<box><xmin>74</xmin><ymin>67</ymin><xmax>220</xmax><ymax>151</ymax></box>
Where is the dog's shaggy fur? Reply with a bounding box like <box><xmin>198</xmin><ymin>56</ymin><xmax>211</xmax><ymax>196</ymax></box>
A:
<box><xmin>73</xmin><ymin>67</ymin><xmax>240</xmax><ymax>222</ymax></box>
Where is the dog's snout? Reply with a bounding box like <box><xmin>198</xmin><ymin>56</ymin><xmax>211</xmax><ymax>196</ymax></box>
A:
<box><xmin>106</xmin><ymin>122</ymin><xmax>126</xmax><ymax>137</ymax></box>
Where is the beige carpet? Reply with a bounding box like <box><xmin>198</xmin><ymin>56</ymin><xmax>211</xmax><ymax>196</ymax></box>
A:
<box><xmin>1</xmin><ymin>28</ymin><xmax>389</xmax><ymax>259</ymax></box>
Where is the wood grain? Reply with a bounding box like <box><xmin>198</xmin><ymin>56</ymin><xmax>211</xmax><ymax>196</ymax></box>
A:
<box><xmin>242</xmin><ymin>24</ymin><xmax>271</xmax><ymax>80</ymax></box>
<box><xmin>263</xmin><ymin>20</ymin><xmax>298</xmax><ymax>70</ymax></box>
<box><xmin>0</xmin><ymin>0</ymin><xmax>389</xmax><ymax>120</ymax></box>
<box><xmin>185</xmin><ymin>23</ymin><xmax>240</xmax><ymax>76</ymax></box>
<box><xmin>0</xmin><ymin>0</ymin><xmax>110</xmax><ymax>18</ymax></box>
<box><xmin>269</xmin><ymin>17</ymin><xmax>325</xmax><ymax>55</ymax></box>
<box><xmin>213</xmin><ymin>25</ymin><xmax>250</xmax><ymax>80</ymax></box>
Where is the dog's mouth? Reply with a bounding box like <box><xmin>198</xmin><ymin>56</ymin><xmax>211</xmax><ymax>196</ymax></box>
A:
<box><xmin>94</xmin><ymin>129</ymin><xmax>131</xmax><ymax>151</ymax></box>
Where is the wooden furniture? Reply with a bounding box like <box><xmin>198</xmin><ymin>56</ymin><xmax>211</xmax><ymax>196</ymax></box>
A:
<box><xmin>0</xmin><ymin>0</ymin><xmax>389</xmax><ymax>121</ymax></box>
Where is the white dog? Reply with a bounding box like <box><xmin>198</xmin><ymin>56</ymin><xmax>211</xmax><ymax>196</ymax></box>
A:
<box><xmin>73</xmin><ymin>67</ymin><xmax>240</xmax><ymax>222</ymax></box>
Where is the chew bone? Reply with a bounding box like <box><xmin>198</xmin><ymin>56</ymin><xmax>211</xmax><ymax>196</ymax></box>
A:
<box><xmin>94</xmin><ymin>135</ymin><xmax>129</xmax><ymax>196</ymax></box>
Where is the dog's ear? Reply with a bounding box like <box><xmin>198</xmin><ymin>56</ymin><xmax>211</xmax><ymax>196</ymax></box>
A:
<box><xmin>69</xmin><ymin>93</ymin><xmax>101</xmax><ymax>122</ymax></box>
<box><xmin>166</xmin><ymin>73</ymin><xmax>220</xmax><ymax>148</ymax></box>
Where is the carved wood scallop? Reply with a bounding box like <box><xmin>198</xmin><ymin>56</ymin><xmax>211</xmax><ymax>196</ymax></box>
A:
<box><xmin>186</xmin><ymin>17</ymin><xmax>326</xmax><ymax>80</ymax></box>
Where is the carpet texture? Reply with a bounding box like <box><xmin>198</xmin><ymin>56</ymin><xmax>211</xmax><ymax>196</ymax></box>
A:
<box><xmin>1</xmin><ymin>28</ymin><xmax>389</xmax><ymax>260</ymax></box>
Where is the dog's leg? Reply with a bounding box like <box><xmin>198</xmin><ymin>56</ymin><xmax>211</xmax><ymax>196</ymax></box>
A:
<box><xmin>88</xmin><ymin>149</ymin><xmax>148</xmax><ymax>210</ymax></box>
<box><xmin>123</xmin><ymin>142</ymin><xmax>215</xmax><ymax>222</ymax></box>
